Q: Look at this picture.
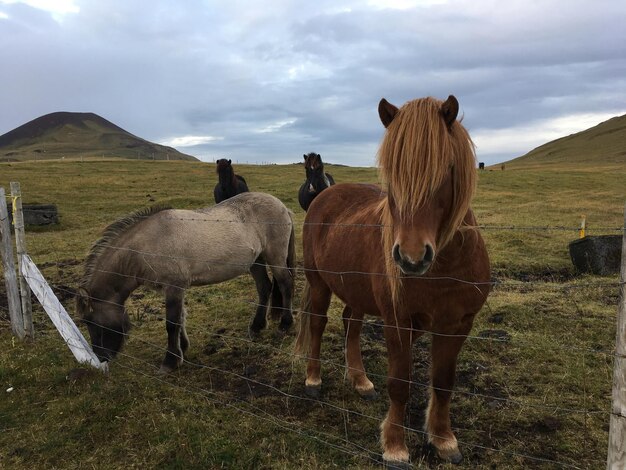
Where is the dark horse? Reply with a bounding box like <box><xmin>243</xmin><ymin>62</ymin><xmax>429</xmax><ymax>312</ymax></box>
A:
<box><xmin>295</xmin><ymin>96</ymin><xmax>490</xmax><ymax>467</ymax></box>
<box><xmin>77</xmin><ymin>192</ymin><xmax>295</xmax><ymax>373</ymax></box>
<box><xmin>298</xmin><ymin>152</ymin><xmax>335</xmax><ymax>211</ymax></box>
<box><xmin>214</xmin><ymin>158</ymin><xmax>249</xmax><ymax>203</ymax></box>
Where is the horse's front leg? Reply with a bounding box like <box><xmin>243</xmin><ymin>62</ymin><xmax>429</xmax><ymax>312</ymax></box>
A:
<box><xmin>160</xmin><ymin>288</ymin><xmax>185</xmax><ymax>373</ymax></box>
<box><xmin>425</xmin><ymin>320</ymin><xmax>473</xmax><ymax>464</ymax></box>
<box><xmin>342</xmin><ymin>306</ymin><xmax>376</xmax><ymax>399</ymax></box>
<box><xmin>380</xmin><ymin>316</ymin><xmax>416</xmax><ymax>469</ymax></box>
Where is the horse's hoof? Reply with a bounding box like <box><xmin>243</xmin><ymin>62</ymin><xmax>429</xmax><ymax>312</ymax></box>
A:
<box><xmin>304</xmin><ymin>384</ymin><xmax>321</xmax><ymax>399</ymax></box>
<box><xmin>358</xmin><ymin>388</ymin><xmax>378</xmax><ymax>401</ymax></box>
<box><xmin>430</xmin><ymin>443</ymin><xmax>462</xmax><ymax>465</ymax></box>
<box><xmin>248</xmin><ymin>326</ymin><xmax>262</xmax><ymax>338</ymax></box>
<box><xmin>438</xmin><ymin>448</ymin><xmax>462</xmax><ymax>465</ymax></box>
<box><xmin>278</xmin><ymin>317</ymin><xmax>293</xmax><ymax>332</ymax></box>
<box><xmin>158</xmin><ymin>364</ymin><xmax>175</xmax><ymax>374</ymax></box>
<box><xmin>383</xmin><ymin>458</ymin><xmax>412</xmax><ymax>470</ymax></box>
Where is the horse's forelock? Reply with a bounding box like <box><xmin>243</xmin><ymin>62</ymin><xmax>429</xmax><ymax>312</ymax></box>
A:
<box><xmin>377</xmin><ymin>97</ymin><xmax>476</xmax><ymax>250</ymax></box>
<box><xmin>377</xmin><ymin>97</ymin><xmax>476</xmax><ymax>306</ymax></box>
<box><xmin>305</xmin><ymin>152</ymin><xmax>323</xmax><ymax>170</ymax></box>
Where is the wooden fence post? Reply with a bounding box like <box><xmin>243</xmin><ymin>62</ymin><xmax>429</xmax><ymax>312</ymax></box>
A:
<box><xmin>10</xmin><ymin>182</ymin><xmax>34</xmax><ymax>339</ymax></box>
<box><xmin>607</xmin><ymin>202</ymin><xmax>626</xmax><ymax>469</ymax></box>
<box><xmin>0</xmin><ymin>187</ymin><xmax>24</xmax><ymax>339</ymax></box>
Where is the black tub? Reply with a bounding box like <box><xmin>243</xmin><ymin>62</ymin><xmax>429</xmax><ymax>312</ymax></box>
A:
<box><xmin>568</xmin><ymin>235</ymin><xmax>622</xmax><ymax>275</ymax></box>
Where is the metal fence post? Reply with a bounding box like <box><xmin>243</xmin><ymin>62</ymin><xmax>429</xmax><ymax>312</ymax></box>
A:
<box><xmin>607</xmin><ymin>202</ymin><xmax>626</xmax><ymax>469</ymax></box>
<box><xmin>0</xmin><ymin>187</ymin><xmax>24</xmax><ymax>339</ymax></box>
<box><xmin>10</xmin><ymin>182</ymin><xmax>34</xmax><ymax>339</ymax></box>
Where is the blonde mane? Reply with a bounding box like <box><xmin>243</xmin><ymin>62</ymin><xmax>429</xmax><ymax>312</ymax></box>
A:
<box><xmin>377</xmin><ymin>97</ymin><xmax>477</xmax><ymax>304</ymax></box>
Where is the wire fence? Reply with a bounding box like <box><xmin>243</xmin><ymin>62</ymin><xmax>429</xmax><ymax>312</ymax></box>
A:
<box><xmin>1</xmin><ymin>196</ymin><xmax>623</xmax><ymax>469</ymax></box>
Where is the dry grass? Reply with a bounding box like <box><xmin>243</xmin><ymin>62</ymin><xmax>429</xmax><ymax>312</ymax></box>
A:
<box><xmin>0</xmin><ymin>158</ymin><xmax>624</xmax><ymax>469</ymax></box>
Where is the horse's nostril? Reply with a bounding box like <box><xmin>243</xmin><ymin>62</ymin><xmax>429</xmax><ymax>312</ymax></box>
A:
<box><xmin>423</xmin><ymin>244</ymin><xmax>434</xmax><ymax>263</ymax></box>
<box><xmin>392</xmin><ymin>244</ymin><xmax>401</xmax><ymax>263</ymax></box>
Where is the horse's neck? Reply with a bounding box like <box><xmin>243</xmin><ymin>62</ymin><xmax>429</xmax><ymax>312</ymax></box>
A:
<box><xmin>310</xmin><ymin>169</ymin><xmax>330</xmax><ymax>190</ymax></box>
<box><xmin>87</xmin><ymin>267</ymin><xmax>138</xmax><ymax>306</ymax></box>
<box><xmin>219</xmin><ymin>169</ymin><xmax>235</xmax><ymax>188</ymax></box>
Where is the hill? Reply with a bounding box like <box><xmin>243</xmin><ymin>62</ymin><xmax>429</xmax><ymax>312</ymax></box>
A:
<box><xmin>504</xmin><ymin>113</ymin><xmax>626</xmax><ymax>167</ymax></box>
<box><xmin>0</xmin><ymin>112</ymin><xmax>198</xmax><ymax>162</ymax></box>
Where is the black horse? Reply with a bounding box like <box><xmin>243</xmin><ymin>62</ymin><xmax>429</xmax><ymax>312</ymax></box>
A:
<box><xmin>213</xmin><ymin>159</ymin><xmax>249</xmax><ymax>203</ymax></box>
<box><xmin>298</xmin><ymin>153</ymin><xmax>335</xmax><ymax>211</ymax></box>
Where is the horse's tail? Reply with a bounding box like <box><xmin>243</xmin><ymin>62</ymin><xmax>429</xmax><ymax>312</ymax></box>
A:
<box><xmin>286</xmin><ymin>213</ymin><xmax>296</xmax><ymax>278</ymax></box>
<box><xmin>269</xmin><ymin>212</ymin><xmax>296</xmax><ymax>320</ymax></box>
<box><xmin>294</xmin><ymin>280</ymin><xmax>312</xmax><ymax>357</ymax></box>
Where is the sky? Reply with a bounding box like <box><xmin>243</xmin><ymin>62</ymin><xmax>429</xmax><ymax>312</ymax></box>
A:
<box><xmin>1</xmin><ymin>0</ymin><xmax>625</xmax><ymax>166</ymax></box>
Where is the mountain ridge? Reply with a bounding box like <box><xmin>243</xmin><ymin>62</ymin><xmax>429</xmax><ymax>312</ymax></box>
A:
<box><xmin>0</xmin><ymin>111</ymin><xmax>198</xmax><ymax>161</ymax></box>
<box><xmin>503</xmin><ymin>113</ymin><xmax>626</xmax><ymax>167</ymax></box>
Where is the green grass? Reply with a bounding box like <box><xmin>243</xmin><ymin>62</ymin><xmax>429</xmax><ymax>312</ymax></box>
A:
<box><xmin>0</xmin><ymin>158</ymin><xmax>624</xmax><ymax>469</ymax></box>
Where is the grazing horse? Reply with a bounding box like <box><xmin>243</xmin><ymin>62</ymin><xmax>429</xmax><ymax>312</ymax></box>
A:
<box><xmin>298</xmin><ymin>152</ymin><xmax>335</xmax><ymax>211</ymax></box>
<box><xmin>77</xmin><ymin>192</ymin><xmax>295</xmax><ymax>372</ymax></box>
<box><xmin>295</xmin><ymin>96</ymin><xmax>490</xmax><ymax>467</ymax></box>
<box><xmin>214</xmin><ymin>158</ymin><xmax>249</xmax><ymax>203</ymax></box>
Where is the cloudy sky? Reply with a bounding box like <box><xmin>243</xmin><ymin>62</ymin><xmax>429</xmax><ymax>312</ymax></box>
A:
<box><xmin>1</xmin><ymin>0</ymin><xmax>625</xmax><ymax>166</ymax></box>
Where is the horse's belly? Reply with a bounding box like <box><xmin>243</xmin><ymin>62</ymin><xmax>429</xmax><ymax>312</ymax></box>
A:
<box><xmin>188</xmin><ymin>248</ymin><xmax>257</xmax><ymax>286</ymax></box>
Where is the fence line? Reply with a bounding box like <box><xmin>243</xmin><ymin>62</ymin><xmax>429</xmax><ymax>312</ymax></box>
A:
<box><xmin>44</xmin><ymin>281</ymin><xmax>618</xmax><ymax>360</ymax></box>
<box><xmin>18</xmin><ymin>276</ymin><xmax>611</xmax><ymax>419</ymax></box>
<box><xmin>47</xmin><ymin>241</ymin><xmax>625</xmax><ymax>290</ymax></box>
<box><xmin>25</xmin><ymin>322</ymin><xmax>594</xmax><ymax>469</ymax></box>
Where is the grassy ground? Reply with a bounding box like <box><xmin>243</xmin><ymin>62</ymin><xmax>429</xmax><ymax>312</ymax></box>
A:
<box><xmin>0</xmin><ymin>159</ymin><xmax>624</xmax><ymax>469</ymax></box>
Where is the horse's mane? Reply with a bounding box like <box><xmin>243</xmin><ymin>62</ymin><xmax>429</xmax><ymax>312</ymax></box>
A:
<box><xmin>80</xmin><ymin>205</ymin><xmax>172</xmax><ymax>288</ymax></box>
<box><xmin>377</xmin><ymin>97</ymin><xmax>476</xmax><ymax>303</ymax></box>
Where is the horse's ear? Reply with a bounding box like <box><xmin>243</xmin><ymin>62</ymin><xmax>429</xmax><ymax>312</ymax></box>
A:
<box><xmin>378</xmin><ymin>98</ymin><xmax>398</xmax><ymax>128</ymax></box>
<box><xmin>441</xmin><ymin>95</ymin><xmax>459</xmax><ymax>129</ymax></box>
<box><xmin>76</xmin><ymin>287</ymin><xmax>92</xmax><ymax>317</ymax></box>
<box><xmin>303</xmin><ymin>154</ymin><xmax>307</xmax><ymax>160</ymax></box>
<box><xmin>228</xmin><ymin>159</ymin><xmax>231</xmax><ymax>164</ymax></box>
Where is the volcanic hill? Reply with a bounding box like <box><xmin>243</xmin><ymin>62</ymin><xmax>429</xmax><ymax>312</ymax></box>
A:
<box><xmin>504</xmin><ymin>113</ymin><xmax>626</xmax><ymax>167</ymax></box>
<box><xmin>0</xmin><ymin>112</ymin><xmax>198</xmax><ymax>162</ymax></box>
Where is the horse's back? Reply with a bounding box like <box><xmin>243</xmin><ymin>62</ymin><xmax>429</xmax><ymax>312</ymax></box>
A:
<box><xmin>120</xmin><ymin>192</ymin><xmax>291</xmax><ymax>286</ymax></box>
<box><xmin>303</xmin><ymin>183</ymin><xmax>387</xmax><ymax>315</ymax></box>
<box><xmin>305</xmin><ymin>183</ymin><xmax>381</xmax><ymax>221</ymax></box>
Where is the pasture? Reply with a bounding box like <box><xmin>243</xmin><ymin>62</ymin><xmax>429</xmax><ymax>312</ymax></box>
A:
<box><xmin>0</xmin><ymin>159</ymin><xmax>624</xmax><ymax>469</ymax></box>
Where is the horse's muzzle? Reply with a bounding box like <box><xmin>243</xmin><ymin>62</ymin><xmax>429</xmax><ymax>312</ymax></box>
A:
<box><xmin>392</xmin><ymin>244</ymin><xmax>434</xmax><ymax>276</ymax></box>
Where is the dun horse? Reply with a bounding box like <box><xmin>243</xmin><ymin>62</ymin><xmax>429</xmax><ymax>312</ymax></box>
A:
<box><xmin>214</xmin><ymin>158</ymin><xmax>249</xmax><ymax>203</ymax></box>
<box><xmin>295</xmin><ymin>96</ymin><xmax>490</xmax><ymax>467</ymax></box>
<box><xmin>298</xmin><ymin>152</ymin><xmax>335</xmax><ymax>211</ymax></box>
<box><xmin>77</xmin><ymin>192</ymin><xmax>295</xmax><ymax>372</ymax></box>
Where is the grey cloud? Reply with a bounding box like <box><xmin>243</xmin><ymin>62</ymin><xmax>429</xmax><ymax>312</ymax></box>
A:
<box><xmin>1</xmin><ymin>0</ymin><xmax>625</xmax><ymax>167</ymax></box>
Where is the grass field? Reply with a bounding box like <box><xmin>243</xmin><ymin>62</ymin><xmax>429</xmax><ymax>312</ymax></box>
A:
<box><xmin>0</xmin><ymin>159</ymin><xmax>624</xmax><ymax>469</ymax></box>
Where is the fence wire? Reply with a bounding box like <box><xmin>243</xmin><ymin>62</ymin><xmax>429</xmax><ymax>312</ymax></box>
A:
<box><xmin>1</xmin><ymin>207</ymin><xmax>622</xmax><ymax>469</ymax></box>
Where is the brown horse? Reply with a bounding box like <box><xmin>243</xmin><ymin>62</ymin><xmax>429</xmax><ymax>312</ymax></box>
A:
<box><xmin>295</xmin><ymin>96</ymin><xmax>490</xmax><ymax>467</ymax></box>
